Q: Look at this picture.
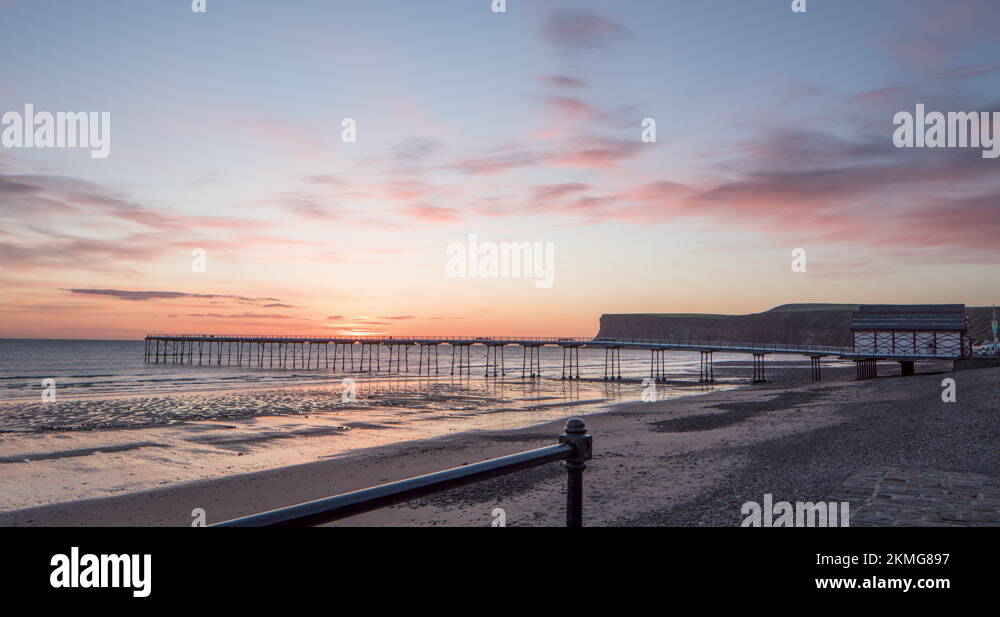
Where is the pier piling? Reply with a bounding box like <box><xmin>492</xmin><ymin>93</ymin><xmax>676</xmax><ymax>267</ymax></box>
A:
<box><xmin>699</xmin><ymin>351</ymin><xmax>714</xmax><ymax>383</ymax></box>
<box><xmin>141</xmin><ymin>334</ymin><xmax>883</xmax><ymax>386</ymax></box>
<box><xmin>752</xmin><ymin>353</ymin><xmax>766</xmax><ymax>383</ymax></box>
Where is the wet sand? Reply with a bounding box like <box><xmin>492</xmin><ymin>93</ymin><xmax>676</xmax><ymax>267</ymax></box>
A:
<box><xmin>0</xmin><ymin>374</ymin><xmax>735</xmax><ymax>511</ymax></box>
<box><xmin>4</xmin><ymin>361</ymin><xmax>993</xmax><ymax>527</ymax></box>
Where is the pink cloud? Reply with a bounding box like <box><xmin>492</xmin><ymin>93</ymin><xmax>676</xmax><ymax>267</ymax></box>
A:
<box><xmin>451</xmin><ymin>147</ymin><xmax>542</xmax><ymax>175</ymax></box>
<box><xmin>540</xmin><ymin>74</ymin><xmax>586</xmax><ymax>88</ymax></box>
<box><xmin>546</xmin><ymin>137</ymin><xmax>641</xmax><ymax>170</ymax></box>
<box><xmin>544</xmin><ymin>8</ymin><xmax>630</xmax><ymax>50</ymax></box>
<box><xmin>850</xmin><ymin>86</ymin><xmax>911</xmax><ymax>105</ymax></box>
<box><xmin>402</xmin><ymin>204</ymin><xmax>462</xmax><ymax>222</ymax></box>
<box><xmin>548</xmin><ymin>97</ymin><xmax>600</xmax><ymax>122</ymax></box>
<box><xmin>532</xmin><ymin>183</ymin><xmax>591</xmax><ymax>200</ymax></box>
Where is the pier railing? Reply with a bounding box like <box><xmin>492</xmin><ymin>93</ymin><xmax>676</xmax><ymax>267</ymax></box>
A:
<box><xmin>145</xmin><ymin>333</ymin><xmax>596</xmax><ymax>343</ymax></box>
<box><xmin>212</xmin><ymin>418</ymin><xmax>593</xmax><ymax>527</ymax></box>
<box><xmin>145</xmin><ymin>332</ymin><xmax>851</xmax><ymax>355</ymax></box>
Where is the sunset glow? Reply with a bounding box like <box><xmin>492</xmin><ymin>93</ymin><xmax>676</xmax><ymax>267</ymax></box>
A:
<box><xmin>2</xmin><ymin>0</ymin><xmax>999</xmax><ymax>339</ymax></box>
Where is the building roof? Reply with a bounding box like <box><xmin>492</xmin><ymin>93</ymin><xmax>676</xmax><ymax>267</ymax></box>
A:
<box><xmin>850</xmin><ymin>304</ymin><xmax>967</xmax><ymax>331</ymax></box>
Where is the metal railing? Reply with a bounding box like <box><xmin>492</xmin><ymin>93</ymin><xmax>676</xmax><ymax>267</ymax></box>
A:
<box><xmin>144</xmin><ymin>333</ymin><xmax>594</xmax><ymax>343</ymax></box>
<box><xmin>213</xmin><ymin>418</ymin><xmax>593</xmax><ymax>527</ymax></box>
<box><xmin>145</xmin><ymin>333</ymin><xmax>851</xmax><ymax>355</ymax></box>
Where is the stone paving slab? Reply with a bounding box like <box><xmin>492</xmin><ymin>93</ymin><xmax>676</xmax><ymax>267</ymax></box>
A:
<box><xmin>828</xmin><ymin>467</ymin><xmax>1000</xmax><ymax>526</ymax></box>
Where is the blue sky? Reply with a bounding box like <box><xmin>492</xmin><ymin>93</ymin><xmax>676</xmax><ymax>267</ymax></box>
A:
<box><xmin>1</xmin><ymin>0</ymin><xmax>999</xmax><ymax>338</ymax></box>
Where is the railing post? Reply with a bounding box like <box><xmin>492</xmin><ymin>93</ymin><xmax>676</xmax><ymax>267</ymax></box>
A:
<box><xmin>559</xmin><ymin>418</ymin><xmax>593</xmax><ymax>528</ymax></box>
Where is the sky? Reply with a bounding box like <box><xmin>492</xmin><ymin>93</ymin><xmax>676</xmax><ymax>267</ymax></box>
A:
<box><xmin>1</xmin><ymin>0</ymin><xmax>999</xmax><ymax>339</ymax></box>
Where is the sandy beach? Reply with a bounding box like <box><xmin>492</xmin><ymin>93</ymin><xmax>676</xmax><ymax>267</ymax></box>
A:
<box><xmin>2</xmin><ymin>361</ymin><xmax>994</xmax><ymax>527</ymax></box>
<box><xmin>0</xmin><ymin>345</ymin><xmax>823</xmax><ymax>513</ymax></box>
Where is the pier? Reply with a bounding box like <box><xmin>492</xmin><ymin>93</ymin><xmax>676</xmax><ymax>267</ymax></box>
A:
<box><xmin>141</xmin><ymin>333</ymin><xmax>951</xmax><ymax>382</ymax></box>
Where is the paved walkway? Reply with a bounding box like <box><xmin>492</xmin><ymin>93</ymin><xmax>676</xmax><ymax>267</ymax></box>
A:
<box><xmin>829</xmin><ymin>467</ymin><xmax>1000</xmax><ymax>526</ymax></box>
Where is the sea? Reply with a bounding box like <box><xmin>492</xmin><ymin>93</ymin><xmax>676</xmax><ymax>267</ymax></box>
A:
<box><xmin>0</xmin><ymin>339</ymin><xmax>841</xmax><ymax>433</ymax></box>
<box><xmin>1</xmin><ymin>338</ymin><xmax>733</xmax><ymax>399</ymax></box>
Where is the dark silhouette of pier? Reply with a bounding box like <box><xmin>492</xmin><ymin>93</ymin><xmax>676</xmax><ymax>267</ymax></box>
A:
<box><xmin>142</xmin><ymin>333</ymin><xmax>926</xmax><ymax>383</ymax></box>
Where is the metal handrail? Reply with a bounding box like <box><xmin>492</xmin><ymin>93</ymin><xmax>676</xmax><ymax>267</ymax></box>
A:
<box><xmin>213</xmin><ymin>418</ymin><xmax>593</xmax><ymax>527</ymax></box>
<box><xmin>144</xmin><ymin>333</ymin><xmax>594</xmax><ymax>342</ymax></box>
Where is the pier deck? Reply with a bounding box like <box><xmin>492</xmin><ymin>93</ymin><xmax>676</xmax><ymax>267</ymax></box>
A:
<box><xmin>143</xmin><ymin>333</ymin><xmax>964</xmax><ymax>382</ymax></box>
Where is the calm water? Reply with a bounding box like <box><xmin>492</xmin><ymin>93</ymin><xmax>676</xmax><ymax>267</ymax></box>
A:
<box><xmin>0</xmin><ymin>339</ymin><xmax>345</xmax><ymax>400</ymax></box>
<box><xmin>0</xmin><ymin>338</ymin><xmax>746</xmax><ymax>401</ymax></box>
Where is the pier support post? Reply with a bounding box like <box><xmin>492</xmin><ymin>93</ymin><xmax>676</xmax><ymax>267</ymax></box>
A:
<box><xmin>810</xmin><ymin>356</ymin><xmax>822</xmax><ymax>381</ymax></box>
<box><xmin>752</xmin><ymin>353</ymin><xmax>766</xmax><ymax>383</ymax></box>
<box><xmin>604</xmin><ymin>347</ymin><xmax>622</xmax><ymax>380</ymax></box>
<box><xmin>485</xmin><ymin>344</ymin><xmax>500</xmax><ymax>378</ymax></box>
<box><xmin>562</xmin><ymin>346</ymin><xmax>579</xmax><ymax>380</ymax></box>
<box><xmin>521</xmin><ymin>345</ymin><xmax>540</xmax><ymax>379</ymax></box>
<box><xmin>900</xmin><ymin>360</ymin><xmax>914</xmax><ymax>376</ymax></box>
<box><xmin>699</xmin><ymin>351</ymin><xmax>714</xmax><ymax>383</ymax></box>
<box><xmin>856</xmin><ymin>359</ymin><xmax>878</xmax><ymax>380</ymax></box>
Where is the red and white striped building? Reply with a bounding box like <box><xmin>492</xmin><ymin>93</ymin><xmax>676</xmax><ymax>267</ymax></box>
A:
<box><xmin>850</xmin><ymin>304</ymin><xmax>971</xmax><ymax>359</ymax></box>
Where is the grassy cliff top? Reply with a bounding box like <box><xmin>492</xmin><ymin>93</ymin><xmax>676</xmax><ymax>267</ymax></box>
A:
<box><xmin>606</xmin><ymin>303</ymin><xmax>862</xmax><ymax>319</ymax></box>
